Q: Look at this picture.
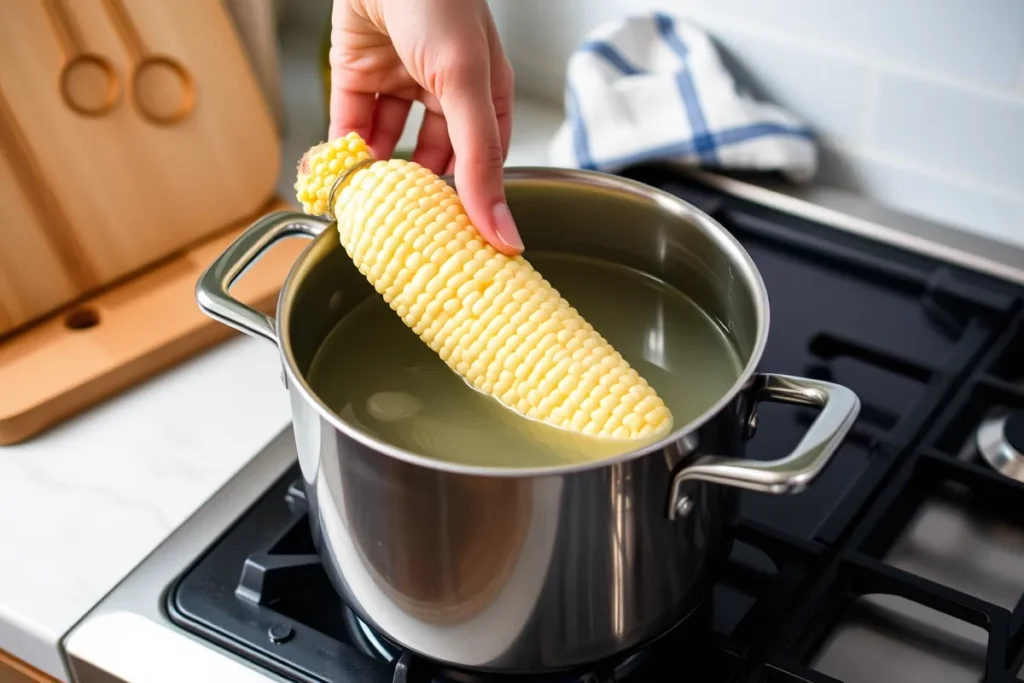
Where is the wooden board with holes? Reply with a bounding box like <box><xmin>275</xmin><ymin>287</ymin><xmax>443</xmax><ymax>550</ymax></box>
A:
<box><xmin>0</xmin><ymin>198</ymin><xmax>304</xmax><ymax>446</ymax></box>
<box><xmin>0</xmin><ymin>0</ymin><xmax>280</xmax><ymax>337</ymax></box>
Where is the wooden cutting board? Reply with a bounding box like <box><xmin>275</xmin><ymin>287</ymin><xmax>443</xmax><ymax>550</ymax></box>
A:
<box><xmin>0</xmin><ymin>197</ymin><xmax>305</xmax><ymax>446</ymax></box>
<box><xmin>0</xmin><ymin>0</ymin><xmax>280</xmax><ymax>337</ymax></box>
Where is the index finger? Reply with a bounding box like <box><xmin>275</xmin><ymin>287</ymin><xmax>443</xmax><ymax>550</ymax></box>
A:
<box><xmin>328</xmin><ymin>86</ymin><xmax>375</xmax><ymax>141</ymax></box>
<box><xmin>438</xmin><ymin>61</ymin><xmax>523</xmax><ymax>255</ymax></box>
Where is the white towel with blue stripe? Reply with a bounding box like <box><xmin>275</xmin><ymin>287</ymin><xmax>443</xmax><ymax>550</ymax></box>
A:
<box><xmin>548</xmin><ymin>13</ymin><xmax>818</xmax><ymax>182</ymax></box>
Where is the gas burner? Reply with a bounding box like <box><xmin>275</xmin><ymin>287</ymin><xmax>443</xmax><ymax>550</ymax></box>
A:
<box><xmin>977</xmin><ymin>409</ymin><xmax>1024</xmax><ymax>482</ymax></box>
<box><xmin>342</xmin><ymin>606</ymin><xmax>664</xmax><ymax>683</ymax></box>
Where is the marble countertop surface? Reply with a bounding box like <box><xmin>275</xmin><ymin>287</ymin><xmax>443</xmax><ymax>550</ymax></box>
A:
<box><xmin>0</xmin><ymin>26</ymin><xmax>565</xmax><ymax>676</ymax></box>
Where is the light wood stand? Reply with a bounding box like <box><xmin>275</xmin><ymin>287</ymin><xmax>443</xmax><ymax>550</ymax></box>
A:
<box><xmin>0</xmin><ymin>648</ymin><xmax>59</xmax><ymax>683</ymax></box>
<box><xmin>0</xmin><ymin>198</ymin><xmax>306</xmax><ymax>445</ymax></box>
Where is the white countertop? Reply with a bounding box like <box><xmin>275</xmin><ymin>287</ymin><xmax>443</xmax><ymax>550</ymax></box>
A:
<box><xmin>0</xmin><ymin>95</ymin><xmax>565</xmax><ymax>681</ymax></box>
<box><xmin>0</xmin><ymin>338</ymin><xmax>293</xmax><ymax>679</ymax></box>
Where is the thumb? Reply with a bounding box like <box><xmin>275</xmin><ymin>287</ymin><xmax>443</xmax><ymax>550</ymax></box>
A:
<box><xmin>437</xmin><ymin>62</ymin><xmax>523</xmax><ymax>256</ymax></box>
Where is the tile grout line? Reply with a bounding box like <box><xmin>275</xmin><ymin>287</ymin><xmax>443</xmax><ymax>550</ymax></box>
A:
<box><xmin>821</xmin><ymin>139</ymin><xmax>1024</xmax><ymax>203</ymax></box>
<box><xmin>857</xmin><ymin>69</ymin><xmax>881</xmax><ymax>147</ymax></box>
<box><xmin>1017</xmin><ymin>44</ymin><xmax>1024</xmax><ymax>94</ymax></box>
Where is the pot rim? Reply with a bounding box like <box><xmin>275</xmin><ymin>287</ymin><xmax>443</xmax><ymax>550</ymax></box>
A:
<box><xmin>277</xmin><ymin>167</ymin><xmax>771</xmax><ymax>478</ymax></box>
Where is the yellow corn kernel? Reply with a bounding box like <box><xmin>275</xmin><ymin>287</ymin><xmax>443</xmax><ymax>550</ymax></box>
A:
<box><xmin>295</xmin><ymin>133</ymin><xmax>673</xmax><ymax>442</ymax></box>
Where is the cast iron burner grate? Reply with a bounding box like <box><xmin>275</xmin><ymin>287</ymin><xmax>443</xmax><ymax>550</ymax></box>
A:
<box><xmin>170</xmin><ymin>470</ymin><xmax>817</xmax><ymax>683</ymax></box>
<box><xmin>168</xmin><ymin>165</ymin><xmax>1024</xmax><ymax>682</ymax></box>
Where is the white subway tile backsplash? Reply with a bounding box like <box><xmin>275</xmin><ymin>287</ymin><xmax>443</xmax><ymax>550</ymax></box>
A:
<box><xmin>502</xmin><ymin>2</ymin><xmax>875</xmax><ymax>144</ymax></box>
<box><xmin>501</xmin><ymin>0</ymin><xmax>1024</xmax><ymax>89</ymax></box>
<box><xmin>492</xmin><ymin>0</ymin><xmax>786</xmax><ymax>103</ymax></box>
<box><xmin>706</xmin><ymin>28</ymin><xmax>872</xmax><ymax>144</ymax></box>
<box><xmin>868</xmin><ymin>75</ymin><xmax>1024</xmax><ymax>192</ymax></box>
<box><xmin>743</xmin><ymin>0</ymin><xmax>1024</xmax><ymax>89</ymax></box>
<box><xmin>491</xmin><ymin>0</ymin><xmax>1024</xmax><ymax>247</ymax></box>
<box><xmin>817</xmin><ymin>146</ymin><xmax>1023</xmax><ymax>247</ymax></box>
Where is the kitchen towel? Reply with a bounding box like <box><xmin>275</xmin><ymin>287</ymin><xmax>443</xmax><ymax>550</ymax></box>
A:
<box><xmin>548</xmin><ymin>12</ymin><xmax>818</xmax><ymax>182</ymax></box>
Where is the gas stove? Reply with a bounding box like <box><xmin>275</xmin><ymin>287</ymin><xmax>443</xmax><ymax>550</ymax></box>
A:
<box><xmin>64</xmin><ymin>166</ymin><xmax>1024</xmax><ymax>683</ymax></box>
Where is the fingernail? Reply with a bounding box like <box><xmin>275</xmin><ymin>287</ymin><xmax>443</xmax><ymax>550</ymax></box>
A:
<box><xmin>492</xmin><ymin>202</ymin><xmax>524</xmax><ymax>252</ymax></box>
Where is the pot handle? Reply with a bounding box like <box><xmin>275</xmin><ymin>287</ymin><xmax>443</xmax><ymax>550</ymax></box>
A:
<box><xmin>667</xmin><ymin>374</ymin><xmax>860</xmax><ymax>520</ymax></box>
<box><xmin>195</xmin><ymin>210</ymin><xmax>333</xmax><ymax>345</ymax></box>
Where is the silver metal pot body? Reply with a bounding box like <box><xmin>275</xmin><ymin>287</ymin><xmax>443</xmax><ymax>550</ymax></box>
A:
<box><xmin>196</xmin><ymin>168</ymin><xmax>860</xmax><ymax>673</ymax></box>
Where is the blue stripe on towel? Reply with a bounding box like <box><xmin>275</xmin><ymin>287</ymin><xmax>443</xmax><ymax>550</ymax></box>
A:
<box><xmin>715</xmin><ymin>122</ymin><xmax>813</xmax><ymax>145</ymax></box>
<box><xmin>586</xmin><ymin>122</ymin><xmax>813</xmax><ymax>171</ymax></box>
<box><xmin>653</xmin><ymin>13</ymin><xmax>718</xmax><ymax>165</ymax></box>
<box><xmin>580</xmin><ymin>40</ymin><xmax>645</xmax><ymax>76</ymax></box>
<box><xmin>566</xmin><ymin>85</ymin><xmax>596</xmax><ymax>170</ymax></box>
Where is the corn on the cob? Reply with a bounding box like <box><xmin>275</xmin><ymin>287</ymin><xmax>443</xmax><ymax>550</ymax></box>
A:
<box><xmin>295</xmin><ymin>133</ymin><xmax>673</xmax><ymax>442</ymax></box>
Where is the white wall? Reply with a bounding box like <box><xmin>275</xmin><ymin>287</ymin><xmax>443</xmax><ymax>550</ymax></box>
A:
<box><xmin>490</xmin><ymin>0</ymin><xmax>1024</xmax><ymax>247</ymax></box>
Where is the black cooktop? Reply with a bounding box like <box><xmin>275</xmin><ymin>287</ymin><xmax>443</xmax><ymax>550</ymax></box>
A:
<box><xmin>167</xmin><ymin>165</ymin><xmax>1024</xmax><ymax>683</ymax></box>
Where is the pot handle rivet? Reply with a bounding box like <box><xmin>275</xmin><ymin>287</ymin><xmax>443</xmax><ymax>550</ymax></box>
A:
<box><xmin>666</xmin><ymin>374</ymin><xmax>860</xmax><ymax>520</ymax></box>
<box><xmin>195</xmin><ymin>211</ymin><xmax>333</xmax><ymax>345</ymax></box>
<box><xmin>674</xmin><ymin>496</ymin><xmax>694</xmax><ymax>518</ymax></box>
<box><xmin>743</xmin><ymin>409</ymin><xmax>758</xmax><ymax>440</ymax></box>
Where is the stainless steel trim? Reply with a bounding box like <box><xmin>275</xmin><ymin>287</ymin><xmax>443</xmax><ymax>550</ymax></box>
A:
<box><xmin>326</xmin><ymin>158</ymin><xmax>374</xmax><ymax>221</ymax></box>
<box><xmin>667</xmin><ymin>373</ymin><xmax>861</xmax><ymax>519</ymax></box>
<box><xmin>195</xmin><ymin>210</ymin><xmax>332</xmax><ymax>344</ymax></box>
<box><xmin>976</xmin><ymin>412</ymin><xmax>1024</xmax><ymax>483</ymax></box>
<box><xmin>62</xmin><ymin>429</ymin><xmax>298</xmax><ymax>683</ymax></box>
<box><xmin>676</xmin><ymin>167</ymin><xmax>1024</xmax><ymax>288</ymax></box>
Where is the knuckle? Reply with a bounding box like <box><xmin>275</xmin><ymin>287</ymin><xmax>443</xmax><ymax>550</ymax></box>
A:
<box><xmin>473</xmin><ymin>142</ymin><xmax>506</xmax><ymax>171</ymax></box>
<box><xmin>448</xmin><ymin>56</ymin><xmax>484</xmax><ymax>88</ymax></box>
<box><xmin>498</xmin><ymin>58</ymin><xmax>515</xmax><ymax>87</ymax></box>
<box><xmin>431</xmin><ymin>46</ymin><xmax>488</xmax><ymax>96</ymax></box>
<box><xmin>329</xmin><ymin>48</ymin><xmax>372</xmax><ymax>88</ymax></box>
<box><xmin>492</xmin><ymin>89</ymin><xmax>514</xmax><ymax>119</ymax></box>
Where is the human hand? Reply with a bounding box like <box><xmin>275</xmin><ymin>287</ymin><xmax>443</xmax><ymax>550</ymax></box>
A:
<box><xmin>329</xmin><ymin>0</ymin><xmax>523</xmax><ymax>255</ymax></box>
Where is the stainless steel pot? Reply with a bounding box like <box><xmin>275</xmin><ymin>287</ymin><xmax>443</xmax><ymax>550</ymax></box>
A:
<box><xmin>196</xmin><ymin>168</ymin><xmax>860</xmax><ymax>674</ymax></box>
